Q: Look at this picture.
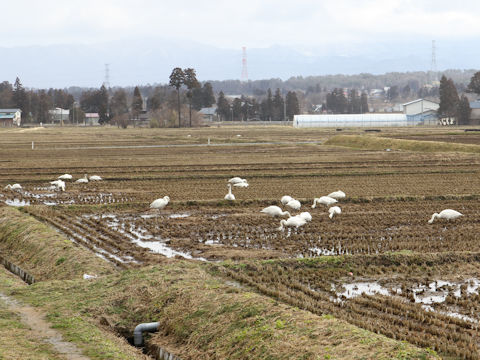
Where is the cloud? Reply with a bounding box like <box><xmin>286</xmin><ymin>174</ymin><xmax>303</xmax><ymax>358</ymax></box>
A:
<box><xmin>2</xmin><ymin>0</ymin><xmax>480</xmax><ymax>48</ymax></box>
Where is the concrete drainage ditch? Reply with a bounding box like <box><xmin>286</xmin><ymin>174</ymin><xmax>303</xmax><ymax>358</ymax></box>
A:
<box><xmin>0</xmin><ymin>255</ymin><xmax>35</xmax><ymax>284</ymax></box>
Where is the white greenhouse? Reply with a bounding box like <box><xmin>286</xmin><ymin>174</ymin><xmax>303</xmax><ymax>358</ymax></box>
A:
<box><xmin>293</xmin><ymin>114</ymin><xmax>416</xmax><ymax>128</ymax></box>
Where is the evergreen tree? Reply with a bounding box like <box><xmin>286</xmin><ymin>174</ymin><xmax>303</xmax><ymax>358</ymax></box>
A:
<box><xmin>13</xmin><ymin>77</ymin><xmax>27</xmax><ymax>113</ymax></box>
<box><xmin>98</xmin><ymin>85</ymin><xmax>109</xmax><ymax>125</ymax></box>
<box><xmin>457</xmin><ymin>95</ymin><xmax>471</xmax><ymax>125</ymax></box>
<box><xmin>202</xmin><ymin>82</ymin><xmax>215</xmax><ymax>107</ymax></box>
<box><xmin>232</xmin><ymin>98</ymin><xmax>242</xmax><ymax>121</ymax></box>
<box><xmin>169</xmin><ymin>67</ymin><xmax>185</xmax><ymax>127</ymax></box>
<box><xmin>467</xmin><ymin>72</ymin><xmax>480</xmax><ymax>95</ymax></box>
<box><xmin>184</xmin><ymin>68</ymin><xmax>200</xmax><ymax>127</ymax></box>
<box><xmin>386</xmin><ymin>86</ymin><xmax>399</xmax><ymax>101</ymax></box>
<box><xmin>360</xmin><ymin>92</ymin><xmax>369</xmax><ymax>113</ymax></box>
<box><xmin>261</xmin><ymin>89</ymin><xmax>273</xmax><ymax>120</ymax></box>
<box><xmin>438</xmin><ymin>75</ymin><xmax>459</xmax><ymax>119</ymax></box>
<box><xmin>272</xmin><ymin>88</ymin><xmax>284</xmax><ymax>121</ymax></box>
<box><xmin>131</xmin><ymin>86</ymin><xmax>143</xmax><ymax>126</ymax></box>
<box><xmin>285</xmin><ymin>91</ymin><xmax>299</xmax><ymax>121</ymax></box>
<box><xmin>0</xmin><ymin>81</ymin><xmax>13</xmax><ymax>108</ymax></box>
<box><xmin>148</xmin><ymin>86</ymin><xmax>167</xmax><ymax>111</ymax></box>
<box><xmin>216</xmin><ymin>91</ymin><xmax>230</xmax><ymax>121</ymax></box>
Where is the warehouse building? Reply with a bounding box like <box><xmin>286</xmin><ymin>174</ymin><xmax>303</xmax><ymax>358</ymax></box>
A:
<box><xmin>293</xmin><ymin>114</ymin><xmax>411</xmax><ymax>128</ymax></box>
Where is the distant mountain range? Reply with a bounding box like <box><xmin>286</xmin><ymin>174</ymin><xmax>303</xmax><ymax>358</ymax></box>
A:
<box><xmin>1</xmin><ymin>38</ymin><xmax>478</xmax><ymax>88</ymax></box>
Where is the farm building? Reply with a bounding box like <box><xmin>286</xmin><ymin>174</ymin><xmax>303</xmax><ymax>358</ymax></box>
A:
<box><xmin>470</xmin><ymin>100</ymin><xmax>480</xmax><ymax>123</ymax></box>
<box><xmin>199</xmin><ymin>107</ymin><xmax>218</xmax><ymax>122</ymax></box>
<box><xmin>0</xmin><ymin>109</ymin><xmax>21</xmax><ymax>127</ymax></box>
<box><xmin>48</xmin><ymin>108</ymin><xmax>70</xmax><ymax>124</ymax></box>
<box><xmin>293</xmin><ymin>114</ymin><xmax>412</xmax><ymax>128</ymax></box>
<box><xmin>402</xmin><ymin>99</ymin><xmax>439</xmax><ymax>125</ymax></box>
<box><xmin>84</xmin><ymin>113</ymin><xmax>100</xmax><ymax>126</ymax></box>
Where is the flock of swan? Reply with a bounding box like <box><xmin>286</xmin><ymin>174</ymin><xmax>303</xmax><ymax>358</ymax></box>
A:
<box><xmin>3</xmin><ymin>173</ymin><xmax>103</xmax><ymax>194</ymax></box>
<box><xmin>3</xmin><ymin>175</ymin><xmax>464</xmax><ymax>228</ymax></box>
<box><xmin>147</xmin><ymin>177</ymin><xmax>463</xmax><ymax>234</ymax></box>
<box><xmin>260</xmin><ymin>191</ymin><xmax>345</xmax><ymax>231</ymax></box>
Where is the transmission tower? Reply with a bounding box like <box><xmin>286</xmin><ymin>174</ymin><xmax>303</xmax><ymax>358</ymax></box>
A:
<box><xmin>431</xmin><ymin>40</ymin><xmax>438</xmax><ymax>83</ymax></box>
<box><xmin>241</xmin><ymin>47</ymin><xmax>248</xmax><ymax>82</ymax></box>
<box><xmin>103</xmin><ymin>63</ymin><xmax>110</xmax><ymax>88</ymax></box>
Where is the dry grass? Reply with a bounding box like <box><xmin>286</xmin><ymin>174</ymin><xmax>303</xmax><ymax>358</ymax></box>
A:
<box><xmin>0</xmin><ymin>207</ymin><xmax>115</xmax><ymax>281</ymax></box>
<box><xmin>3</xmin><ymin>261</ymin><xmax>438</xmax><ymax>360</ymax></box>
<box><xmin>325</xmin><ymin>134</ymin><xmax>480</xmax><ymax>153</ymax></box>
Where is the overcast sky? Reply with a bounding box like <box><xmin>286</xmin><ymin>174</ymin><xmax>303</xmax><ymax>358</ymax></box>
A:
<box><xmin>3</xmin><ymin>0</ymin><xmax>480</xmax><ymax>50</ymax></box>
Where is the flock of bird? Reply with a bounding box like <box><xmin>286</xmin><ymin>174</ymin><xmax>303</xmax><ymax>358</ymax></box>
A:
<box><xmin>3</xmin><ymin>173</ymin><xmax>103</xmax><ymax>194</ymax></box>
<box><xmin>4</xmin><ymin>175</ymin><xmax>465</xmax><ymax>229</ymax></box>
<box><xmin>145</xmin><ymin>176</ymin><xmax>463</xmax><ymax>233</ymax></box>
<box><xmin>260</xmin><ymin>191</ymin><xmax>345</xmax><ymax>231</ymax></box>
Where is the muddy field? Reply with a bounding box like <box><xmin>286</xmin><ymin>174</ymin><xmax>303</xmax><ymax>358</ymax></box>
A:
<box><xmin>2</xmin><ymin>126</ymin><xmax>480</xmax><ymax>358</ymax></box>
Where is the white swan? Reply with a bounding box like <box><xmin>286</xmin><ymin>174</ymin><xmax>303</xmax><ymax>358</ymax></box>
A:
<box><xmin>428</xmin><ymin>209</ymin><xmax>463</xmax><ymax>224</ymax></box>
<box><xmin>327</xmin><ymin>190</ymin><xmax>346</xmax><ymax>200</ymax></box>
<box><xmin>281</xmin><ymin>195</ymin><xmax>293</xmax><ymax>205</ymax></box>
<box><xmin>233</xmin><ymin>181</ymin><xmax>249</xmax><ymax>188</ymax></box>
<box><xmin>75</xmin><ymin>174</ymin><xmax>89</xmax><ymax>184</ymax></box>
<box><xmin>312</xmin><ymin>196</ymin><xmax>338</xmax><ymax>208</ymax></box>
<box><xmin>298</xmin><ymin>212</ymin><xmax>312</xmax><ymax>222</ymax></box>
<box><xmin>286</xmin><ymin>199</ymin><xmax>301</xmax><ymax>210</ymax></box>
<box><xmin>277</xmin><ymin>216</ymin><xmax>307</xmax><ymax>231</ymax></box>
<box><xmin>50</xmin><ymin>180</ymin><xmax>65</xmax><ymax>191</ymax></box>
<box><xmin>224</xmin><ymin>184</ymin><xmax>235</xmax><ymax>201</ymax></box>
<box><xmin>150</xmin><ymin>196</ymin><xmax>170</xmax><ymax>209</ymax></box>
<box><xmin>260</xmin><ymin>206</ymin><xmax>291</xmax><ymax>217</ymax></box>
<box><xmin>89</xmin><ymin>175</ymin><xmax>102</xmax><ymax>181</ymax></box>
<box><xmin>58</xmin><ymin>174</ymin><xmax>73</xmax><ymax>180</ymax></box>
<box><xmin>228</xmin><ymin>177</ymin><xmax>247</xmax><ymax>184</ymax></box>
<box><xmin>328</xmin><ymin>206</ymin><xmax>341</xmax><ymax>219</ymax></box>
<box><xmin>4</xmin><ymin>184</ymin><xmax>22</xmax><ymax>191</ymax></box>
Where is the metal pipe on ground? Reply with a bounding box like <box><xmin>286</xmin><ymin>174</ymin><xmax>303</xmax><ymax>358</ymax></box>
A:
<box><xmin>133</xmin><ymin>322</ymin><xmax>160</xmax><ymax>346</ymax></box>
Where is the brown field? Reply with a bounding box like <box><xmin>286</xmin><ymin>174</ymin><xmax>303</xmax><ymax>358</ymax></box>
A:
<box><xmin>2</xmin><ymin>125</ymin><xmax>480</xmax><ymax>358</ymax></box>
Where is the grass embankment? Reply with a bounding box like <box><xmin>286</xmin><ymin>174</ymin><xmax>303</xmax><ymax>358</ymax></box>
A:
<box><xmin>0</xmin><ymin>208</ymin><xmax>437</xmax><ymax>359</ymax></box>
<box><xmin>325</xmin><ymin>134</ymin><xmax>480</xmax><ymax>153</ymax></box>
<box><xmin>0</xmin><ymin>266</ymin><xmax>147</xmax><ymax>360</ymax></box>
<box><xmin>2</xmin><ymin>261</ymin><xmax>437</xmax><ymax>360</ymax></box>
<box><xmin>0</xmin><ymin>206</ymin><xmax>115</xmax><ymax>281</ymax></box>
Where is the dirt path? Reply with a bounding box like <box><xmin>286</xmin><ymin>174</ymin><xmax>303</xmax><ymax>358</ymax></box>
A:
<box><xmin>0</xmin><ymin>291</ymin><xmax>90</xmax><ymax>360</ymax></box>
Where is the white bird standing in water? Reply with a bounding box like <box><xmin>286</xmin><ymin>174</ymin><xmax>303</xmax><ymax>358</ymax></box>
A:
<box><xmin>260</xmin><ymin>206</ymin><xmax>290</xmax><ymax>217</ymax></box>
<box><xmin>312</xmin><ymin>196</ymin><xmax>338</xmax><ymax>208</ymax></box>
<box><xmin>328</xmin><ymin>206</ymin><xmax>342</xmax><ymax>219</ymax></box>
<box><xmin>428</xmin><ymin>209</ymin><xmax>463</xmax><ymax>224</ymax></box>
<box><xmin>277</xmin><ymin>216</ymin><xmax>307</xmax><ymax>231</ymax></box>
<box><xmin>50</xmin><ymin>180</ymin><xmax>65</xmax><ymax>191</ymax></box>
<box><xmin>150</xmin><ymin>196</ymin><xmax>170</xmax><ymax>209</ymax></box>
<box><xmin>224</xmin><ymin>183</ymin><xmax>235</xmax><ymax>201</ymax></box>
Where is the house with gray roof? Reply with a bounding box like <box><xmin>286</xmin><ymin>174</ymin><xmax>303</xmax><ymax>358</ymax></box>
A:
<box><xmin>0</xmin><ymin>109</ymin><xmax>21</xmax><ymax>127</ymax></box>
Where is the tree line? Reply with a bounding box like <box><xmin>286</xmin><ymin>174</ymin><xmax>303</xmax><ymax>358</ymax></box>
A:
<box><xmin>438</xmin><ymin>72</ymin><xmax>480</xmax><ymax>125</ymax></box>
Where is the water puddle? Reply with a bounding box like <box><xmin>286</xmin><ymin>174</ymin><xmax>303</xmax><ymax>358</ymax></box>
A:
<box><xmin>4</xmin><ymin>199</ymin><xmax>30</xmax><ymax>207</ymax></box>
